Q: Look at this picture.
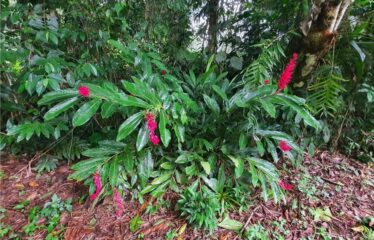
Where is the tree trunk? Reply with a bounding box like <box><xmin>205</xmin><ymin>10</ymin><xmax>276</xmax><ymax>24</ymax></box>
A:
<box><xmin>299</xmin><ymin>0</ymin><xmax>352</xmax><ymax>76</ymax></box>
<box><xmin>207</xmin><ymin>0</ymin><xmax>219</xmax><ymax>54</ymax></box>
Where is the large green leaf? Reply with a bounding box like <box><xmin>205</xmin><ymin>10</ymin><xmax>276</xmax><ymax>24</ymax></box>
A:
<box><xmin>203</xmin><ymin>94</ymin><xmax>220</xmax><ymax>113</ymax></box>
<box><xmin>136</xmin><ymin>125</ymin><xmax>149</xmax><ymax>151</ymax></box>
<box><xmin>117</xmin><ymin>112</ymin><xmax>143</xmax><ymax>141</ymax></box>
<box><xmin>69</xmin><ymin>157</ymin><xmax>106</xmax><ymax>181</ymax></box>
<box><xmin>72</xmin><ymin>99</ymin><xmax>102</xmax><ymax>127</ymax></box>
<box><xmin>38</xmin><ymin>90</ymin><xmax>78</xmax><ymax>105</ymax></box>
<box><xmin>109</xmin><ymin>156</ymin><xmax>119</xmax><ymax>187</ymax></box>
<box><xmin>44</xmin><ymin>97</ymin><xmax>79</xmax><ymax>121</ymax></box>
<box><xmin>269</xmin><ymin>95</ymin><xmax>321</xmax><ymax>129</ymax></box>
<box><xmin>159</xmin><ymin>111</ymin><xmax>171</xmax><ymax>147</ymax></box>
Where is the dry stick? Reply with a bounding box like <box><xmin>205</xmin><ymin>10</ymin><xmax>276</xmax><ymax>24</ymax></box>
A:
<box><xmin>320</xmin><ymin>176</ymin><xmax>343</xmax><ymax>186</ymax></box>
<box><xmin>333</xmin><ymin>109</ymin><xmax>349</xmax><ymax>149</ymax></box>
<box><xmin>234</xmin><ymin>205</ymin><xmax>261</xmax><ymax>240</ymax></box>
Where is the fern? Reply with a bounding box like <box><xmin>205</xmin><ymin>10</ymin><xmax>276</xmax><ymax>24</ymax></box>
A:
<box><xmin>307</xmin><ymin>66</ymin><xmax>346</xmax><ymax>116</ymax></box>
<box><xmin>7</xmin><ymin>121</ymin><xmax>55</xmax><ymax>142</ymax></box>
<box><xmin>53</xmin><ymin>136</ymin><xmax>89</xmax><ymax>161</ymax></box>
<box><xmin>36</xmin><ymin>156</ymin><xmax>59</xmax><ymax>173</ymax></box>
<box><xmin>243</xmin><ymin>41</ymin><xmax>285</xmax><ymax>87</ymax></box>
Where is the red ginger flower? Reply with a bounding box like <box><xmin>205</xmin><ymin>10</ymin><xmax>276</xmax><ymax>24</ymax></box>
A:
<box><xmin>277</xmin><ymin>53</ymin><xmax>298</xmax><ymax>93</ymax></box>
<box><xmin>78</xmin><ymin>86</ymin><xmax>90</xmax><ymax>97</ymax></box>
<box><xmin>90</xmin><ymin>172</ymin><xmax>102</xmax><ymax>201</ymax></box>
<box><xmin>279</xmin><ymin>140</ymin><xmax>292</xmax><ymax>152</ymax></box>
<box><xmin>145</xmin><ymin>113</ymin><xmax>158</xmax><ymax>132</ymax></box>
<box><xmin>160</xmin><ymin>69</ymin><xmax>167</xmax><ymax>75</ymax></box>
<box><xmin>264</xmin><ymin>79</ymin><xmax>270</xmax><ymax>85</ymax></box>
<box><xmin>145</xmin><ymin>113</ymin><xmax>160</xmax><ymax>145</ymax></box>
<box><xmin>113</xmin><ymin>188</ymin><xmax>124</xmax><ymax>217</ymax></box>
<box><xmin>279</xmin><ymin>180</ymin><xmax>293</xmax><ymax>191</ymax></box>
<box><xmin>149</xmin><ymin>132</ymin><xmax>160</xmax><ymax>145</ymax></box>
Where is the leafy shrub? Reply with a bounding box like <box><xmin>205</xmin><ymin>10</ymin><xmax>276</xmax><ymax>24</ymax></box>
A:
<box><xmin>5</xmin><ymin>0</ymin><xmax>373</xmax><ymax>232</ymax></box>
<box><xmin>177</xmin><ymin>181</ymin><xmax>220</xmax><ymax>231</ymax></box>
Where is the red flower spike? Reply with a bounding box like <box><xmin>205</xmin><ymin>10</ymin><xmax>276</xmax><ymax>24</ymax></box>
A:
<box><xmin>78</xmin><ymin>86</ymin><xmax>90</xmax><ymax>97</ymax></box>
<box><xmin>90</xmin><ymin>172</ymin><xmax>102</xmax><ymax>201</ymax></box>
<box><xmin>279</xmin><ymin>180</ymin><xmax>293</xmax><ymax>191</ymax></box>
<box><xmin>161</xmin><ymin>69</ymin><xmax>167</xmax><ymax>75</ymax></box>
<box><xmin>264</xmin><ymin>79</ymin><xmax>270</xmax><ymax>85</ymax></box>
<box><xmin>113</xmin><ymin>188</ymin><xmax>124</xmax><ymax>217</ymax></box>
<box><xmin>276</xmin><ymin>53</ymin><xmax>298</xmax><ymax>93</ymax></box>
<box><xmin>145</xmin><ymin>113</ymin><xmax>160</xmax><ymax>145</ymax></box>
<box><xmin>149</xmin><ymin>133</ymin><xmax>160</xmax><ymax>145</ymax></box>
<box><xmin>279</xmin><ymin>140</ymin><xmax>292</xmax><ymax>152</ymax></box>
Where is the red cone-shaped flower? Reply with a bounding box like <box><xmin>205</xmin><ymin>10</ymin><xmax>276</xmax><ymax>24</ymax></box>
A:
<box><xmin>161</xmin><ymin>69</ymin><xmax>167</xmax><ymax>75</ymax></box>
<box><xmin>90</xmin><ymin>172</ymin><xmax>102</xmax><ymax>201</ymax></box>
<box><xmin>279</xmin><ymin>180</ymin><xmax>293</xmax><ymax>191</ymax></box>
<box><xmin>277</xmin><ymin>53</ymin><xmax>298</xmax><ymax>93</ymax></box>
<box><xmin>78</xmin><ymin>86</ymin><xmax>90</xmax><ymax>97</ymax></box>
<box><xmin>279</xmin><ymin>140</ymin><xmax>292</xmax><ymax>152</ymax></box>
<box><xmin>145</xmin><ymin>113</ymin><xmax>160</xmax><ymax>145</ymax></box>
<box><xmin>113</xmin><ymin>188</ymin><xmax>124</xmax><ymax>217</ymax></box>
<box><xmin>149</xmin><ymin>132</ymin><xmax>160</xmax><ymax>145</ymax></box>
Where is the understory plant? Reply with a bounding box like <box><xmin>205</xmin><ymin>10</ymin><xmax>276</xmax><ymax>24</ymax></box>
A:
<box><xmin>0</xmin><ymin>1</ymin><xmax>329</xmax><ymax>232</ymax></box>
<box><xmin>34</xmin><ymin>39</ymin><xmax>320</xmax><ymax>229</ymax></box>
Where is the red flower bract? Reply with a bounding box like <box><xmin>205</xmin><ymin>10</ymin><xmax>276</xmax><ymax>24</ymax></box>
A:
<box><xmin>90</xmin><ymin>172</ymin><xmax>102</xmax><ymax>201</ymax></box>
<box><xmin>161</xmin><ymin>69</ymin><xmax>167</xmax><ymax>75</ymax></box>
<box><xmin>145</xmin><ymin>113</ymin><xmax>160</xmax><ymax>145</ymax></box>
<box><xmin>113</xmin><ymin>188</ymin><xmax>124</xmax><ymax>217</ymax></box>
<box><xmin>78</xmin><ymin>86</ymin><xmax>90</xmax><ymax>97</ymax></box>
<box><xmin>264</xmin><ymin>79</ymin><xmax>270</xmax><ymax>85</ymax></box>
<box><xmin>279</xmin><ymin>140</ymin><xmax>292</xmax><ymax>152</ymax></box>
<box><xmin>149</xmin><ymin>132</ymin><xmax>160</xmax><ymax>145</ymax></box>
<box><xmin>277</xmin><ymin>53</ymin><xmax>298</xmax><ymax>93</ymax></box>
<box><xmin>279</xmin><ymin>180</ymin><xmax>293</xmax><ymax>191</ymax></box>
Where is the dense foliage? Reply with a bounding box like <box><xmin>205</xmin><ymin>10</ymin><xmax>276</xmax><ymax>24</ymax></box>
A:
<box><xmin>1</xmin><ymin>0</ymin><xmax>373</xmax><ymax>232</ymax></box>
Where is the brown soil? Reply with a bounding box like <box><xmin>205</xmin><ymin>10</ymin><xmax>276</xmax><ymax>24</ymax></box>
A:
<box><xmin>0</xmin><ymin>151</ymin><xmax>373</xmax><ymax>240</ymax></box>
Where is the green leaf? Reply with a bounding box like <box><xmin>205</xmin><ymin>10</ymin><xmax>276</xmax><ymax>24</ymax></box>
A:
<box><xmin>117</xmin><ymin>112</ymin><xmax>143</xmax><ymax>141</ymax></box>
<box><xmin>109</xmin><ymin>156</ymin><xmax>119</xmax><ymax>187</ymax></box>
<box><xmin>265</xmin><ymin>139</ymin><xmax>279</xmax><ymax>163</ymax></box>
<box><xmin>270</xmin><ymin>95</ymin><xmax>321</xmax><ymax>129</ymax></box>
<box><xmin>44</xmin><ymin>97</ymin><xmax>79</xmax><ymax>121</ymax></box>
<box><xmin>259</xmin><ymin>99</ymin><xmax>276</xmax><ymax>118</ymax></box>
<box><xmin>218</xmin><ymin>216</ymin><xmax>244</xmax><ymax>231</ymax></box>
<box><xmin>136</xmin><ymin>125</ymin><xmax>149</xmax><ymax>151</ymax></box>
<box><xmin>230</xmin><ymin>56</ymin><xmax>243</xmax><ymax>70</ymax></box>
<box><xmin>173</xmin><ymin>124</ymin><xmax>185</xmax><ymax>143</ymax></box>
<box><xmin>101</xmin><ymin>102</ymin><xmax>117</xmax><ymax>119</ymax></box>
<box><xmin>72</xmin><ymin>99</ymin><xmax>102</xmax><ymax>127</ymax></box>
<box><xmin>38</xmin><ymin>90</ymin><xmax>78</xmax><ymax>105</ymax></box>
<box><xmin>151</xmin><ymin>172</ymin><xmax>172</xmax><ymax>185</ymax></box>
<box><xmin>122</xmin><ymin>151</ymin><xmax>134</xmax><ymax>173</ymax></box>
<box><xmin>49</xmin><ymin>32</ymin><xmax>58</xmax><ymax>45</ymax></box>
<box><xmin>129</xmin><ymin>215</ymin><xmax>143</xmax><ymax>232</ymax></box>
<box><xmin>239</xmin><ymin>133</ymin><xmax>247</xmax><ymax>150</ymax></box>
<box><xmin>159</xmin><ymin>111</ymin><xmax>171</xmax><ymax>147</ymax></box>
<box><xmin>69</xmin><ymin>157</ymin><xmax>106</xmax><ymax>181</ymax></box>
<box><xmin>228</xmin><ymin>156</ymin><xmax>244</xmax><ymax>178</ymax></box>
<box><xmin>351</xmin><ymin>40</ymin><xmax>366</xmax><ymax>62</ymax></box>
<box><xmin>203</xmin><ymin>94</ymin><xmax>220</xmax><ymax>113</ymax></box>
<box><xmin>212</xmin><ymin>85</ymin><xmax>228</xmax><ymax>101</ymax></box>
<box><xmin>89</xmin><ymin>64</ymin><xmax>98</xmax><ymax>76</ymax></box>
<box><xmin>200</xmin><ymin>161</ymin><xmax>211</xmax><ymax>175</ymax></box>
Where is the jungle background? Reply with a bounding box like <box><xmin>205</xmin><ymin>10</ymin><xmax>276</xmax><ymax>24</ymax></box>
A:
<box><xmin>0</xmin><ymin>0</ymin><xmax>373</xmax><ymax>239</ymax></box>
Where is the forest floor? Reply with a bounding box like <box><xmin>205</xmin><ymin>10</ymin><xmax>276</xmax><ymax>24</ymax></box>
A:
<box><xmin>0</xmin><ymin>151</ymin><xmax>373</xmax><ymax>240</ymax></box>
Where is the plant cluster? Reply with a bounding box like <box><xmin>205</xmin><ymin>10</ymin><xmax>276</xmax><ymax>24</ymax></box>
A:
<box><xmin>1</xmin><ymin>0</ymin><xmax>373</xmax><ymax>233</ymax></box>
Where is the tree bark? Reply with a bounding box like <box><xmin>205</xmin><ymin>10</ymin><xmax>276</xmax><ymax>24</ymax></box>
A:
<box><xmin>300</xmin><ymin>0</ymin><xmax>352</xmax><ymax>76</ymax></box>
<box><xmin>207</xmin><ymin>0</ymin><xmax>219</xmax><ymax>54</ymax></box>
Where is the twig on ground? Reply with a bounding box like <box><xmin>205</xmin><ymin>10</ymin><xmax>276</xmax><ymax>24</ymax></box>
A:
<box><xmin>234</xmin><ymin>205</ymin><xmax>261</xmax><ymax>240</ymax></box>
